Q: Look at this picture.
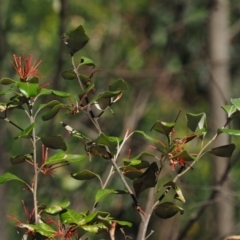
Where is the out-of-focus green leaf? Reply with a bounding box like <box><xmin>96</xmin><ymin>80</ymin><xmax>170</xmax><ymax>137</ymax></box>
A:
<box><xmin>63</xmin><ymin>25</ymin><xmax>89</xmax><ymax>56</ymax></box>
<box><xmin>78</xmin><ymin>211</ymin><xmax>109</xmax><ymax>225</ymax></box>
<box><xmin>41</xmin><ymin>136</ymin><xmax>67</xmax><ymax>151</ymax></box>
<box><xmin>94</xmin><ymin>189</ymin><xmax>128</xmax><ymax>205</ymax></box>
<box><xmin>17</xmin><ymin>82</ymin><xmax>39</xmax><ymax>97</ymax></box>
<box><xmin>14</xmin><ymin>123</ymin><xmax>35</xmax><ymax>139</ymax></box>
<box><xmin>71</xmin><ymin>170</ymin><xmax>100</xmax><ymax>181</ymax></box>
<box><xmin>10</xmin><ymin>154</ymin><xmax>32</xmax><ymax>165</ymax></box>
<box><xmin>155</xmin><ymin>202</ymin><xmax>184</xmax><ymax>219</ymax></box>
<box><xmin>133</xmin><ymin>162</ymin><xmax>159</xmax><ymax>198</ymax></box>
<box><xmin>164</xmin><ymin>181</ymin><xmax>186</xmax><ymax>203</ymax></box>
<box><xmin>0</xmin><ymin>78</ymin><xmax>17</xmax><ymax>85</ymax></box>
<box><xmin>42</xmin><ymin>104</ymin><xmax>62</xmax><ymax>121</ymax></box>
<box><xmin>172</xmin><ymin>150</ymin><xmax>196</xmax><ymax>162</ymax></box>
<box><xmin>186</xmin><ymin>112</ymin><xmax>207</xmax><ymax>132</ymax></box>
<box><xmin>121</xmin><ymin>166</ymin><xmax>143</xmax><ymax>180</ymax></box>
<box><xmin>44</xmin><ymin>201</ymin><xmax>70</xmax><ymax>215</ymax></box>
<box><xmin>134</xmin><ymin>130</ymin><xmax>158</xmax><ymax>143</ymax></box>
<box><xmin>123</xmin><ymin>159</ymin><xmax>150</xmax><ymax>169</ymax></box>
<box><xmin>39</xmin><ymin>100</ymin><xmax>62</xmax><ymax>112</ymax></box>
<box><xmin>208</xmin><ymin>144</ymin><xmax>235</xmax><ymax>157</ymax></box>
<box><xmin>109</xmin><ymin>79</ymin><xmax>128</xmax><ymax>91</ymax></box>
<box><xmin>0</xmin><ymin>172</ymin><xmax>27</xmax><ymax>185</ymax></box>
<box><xmin>61</xmin><ymin>70</ymin><xmax>76</xmax><ymax>80</ymax></box>
<box><xmin>60</xmin><ymin>209</ymin><xmax>84</xmax><ymax>225</ymax></box>
<box><xmin>218</xmin><ymin>128</ymin><xmax>240</xmax><ymax>136</ymax></box>
<box><xmin>222</xmin><ymin>105</ymin><xmax>238</xmax><ymax>118</ymax></box>
<box><xmin>151</xmin><ymin>121</ymin><xmax>175</xmax><ymax>137</ymax></box>
<box><xmin>80</xmin><ymin>56</ymin><xmax>96</xmax><ymax>67</ymax></box>
<box><xmin>38</xmin><ymin>88</ymin><xmax>71</xmax><ymax>98</ymax></box>
<box><xmin>231</xmin><ymin>98</ymin><xmax>240</xmax><ymax>111</ymax></box>
<box><xmin>80</xmin><ymin>222</ymin><xmax>108</xmax><ymax>234</ymax></box>
<box><xmin>44</xmin><ymin>153</ymin><xmax>85</xmax><ymax>165</ymax></box>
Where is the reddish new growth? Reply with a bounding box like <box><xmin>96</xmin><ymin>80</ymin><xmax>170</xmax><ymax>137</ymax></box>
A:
<box><xmin>11</xmin><ymin>54</ymin><xmax>42</xmax><ymax>81</ymax></box>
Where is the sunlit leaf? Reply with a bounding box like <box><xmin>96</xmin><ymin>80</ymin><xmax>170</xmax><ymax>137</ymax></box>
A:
<box><xmin>155</xmin><ymin>202</ymin><xmax>184</xmax><ymax>219</ymax></box>
<box><xmin>231</xmin><ymin>98</ymin><xmax>240</xmax><ymax>111</ymax></box>
<box><xmin>208</xmin><ymin>144</ymin><xmax>235</xmax><ymax>157</ymax></box>
<box><xmin>133</xmin><ymin>162</ymin><xmax>159</xmax><ymax>198</ymax></box>
<box><xmin>41</xmin><ymin>136</ymin><xmax>67</xmax><ymax>151</ymax></box>
<box><xmin>60</xmin><ymin>209</ymin><xmax>84</xmax><ymax>225</ymax></box>
<box><xmin>80</xmin><ymin>222</ymin><xmax>108</xmax><ymax>234</ymax></box>
<box><xmin>44</xmin><ymin>153</ymin><xmax>85</xmax><ymax>165</ymax></box>
<box><xmin>164</xmin><ymin>181</ymin><xmax>186</xmax><ymax>203</ymax></box>
<box><xmin>78</xmin><ymin>211</ymin><xmax>109</xmax><ymax>225</ymax></box>
<box><xmin>38</xmin><ymin>88</ymin><xmax>71</xmax><ymax>98</ymax></box>
<box><xmin>80</xmin><ymin>56</ymin><xmax>96</xmax><ymax>67</ymax></box>
<box><xmin>44</xmin><ymin>201</ymin><xmax>70</xmax><ymax>215</ymax></box>
<box><xmin>123</xmin><ymin>159</ymin><xmax>150</xmax><ymax>169</ymax></box>
<box><xmin>222</xmin><ymin>105</ymin><xmax>238</xmax><ymax>118</ymax></box>
<box><xmin>150</xmin><ymin>121</ymin><xmax>175</xmax><ymax>137</ymax></box>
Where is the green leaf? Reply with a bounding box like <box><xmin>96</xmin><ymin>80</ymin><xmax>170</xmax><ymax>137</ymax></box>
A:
<box><xmin>172</xmin><ymin>150</ymin><xmax>196</xmax><ymax>162</ymax></box>
<box><xmin>80</xmin><ymin>56</ymin><xmax>96</xmax><ymax>67</ymax></box>
<box><xmin>123</xmin><ymin>159</ymin><xmax>150</xmax><ymax>169</ymax></box>
<box><xmin>208</xmin><ymin>144</ymin><xmax>235</xmax><ymax>157</ymax></box>
<box><xmin>42</xmin><ymin>103</ymin><xmax>62</xmax><ymax>121</ymax></box>
<box><xmin>80</xmin><ymin>222</ymin><xmax>108</xmax><ymax>234</ymax></box>
<box><xmin>0</xmin><ymin>78</ymin><xmax>17</xmax><ymax>85</ymax></box>
<box><xmin>0</xmin><ymin>172</ymin><xmax>27</xmax><ymax>185</ymax></box>
<box><xmin>109</xmin><ymin>79</ymin><xmax>128</xmax><ymax>91</ymax></box>
<box><xmin>90</xmin><ymin>90</ymin><xmax>122</xmax><ymax>103</ymax></box>
<box><xmin>186</xmin><ymin>112</ymin><xmax>207</xmax><ymax>132</ymax></box>
<box><xmin>231</xmin><ymin>98</ymin><xmax>240</xmax><ymax>111</ymax></box>
<box><xmin>222</xmin><ymin>105</ymin><xmax>238</xmax><ymax>118</ymax></box>
<box><xmin>71</xmin><ymin>170</ymin><xmax>100</xmax><ymax>181</ymax></box>
<box><xmin>41</xmin><ymin>135</ymin><xmax>67</xmax><ymax>151</ymax></box>
<box><xmin>61</xmin><ymin>122</ymin><xmax>90</xmax><ymax>140</ymax></box>
<box><xmin>115</xmin><ymin>220</ymin><xmax>132</xmax><ymax>227</ymax></box>
<box><xmin>61</xmin><ymin>70</ymin><xmax>76</xmax><ymax>80</ymax></box>
<box><xmin>78</xmin><ymin>211</ymin><xmax>109</xmax><ymax>225</ymax></box>
<box><xmin>14</xmin><ymin>123</ymin><xmax>35</xmax><ymax>139</ymax></box>
<box><xmin>39</xmin><ymin>100</ymin><xmax>62</xmax><ymax>112</ymax></box>
<box><xmin>79</xmin><ymin>82</ymin><xmax>95</xmax><ymax>99</ymax></box>
<box><xmin>133</xmin><ymin>162</ymin><xmax>159</xmax><ymax>198</ymax></box>
<box><xmin>134</xmin><ymin>130</ymin><xmax>158</xmax><ymax>143</ymax></box>
<box><xmin>218</xmin><ymin>128</ymin><xmax>240</xmax><ymax>136</ymax></box>
<box><xmin>44</xmin><ymin>153</ymin><xmax>85</xmax><ymax>165</ymax></box>
<box><xmin>44</xmin><ymin>201</ymin><xmax>70</xmax><ymax>215</ymax></box>
<box><xmin>17</xmin><ymin>82</ymin><xmax>39</xmax><ymax>97</ymax></box>
<box><xmin>60</xmin><ymin>209</ymin><xmax>84</xmax><ymax>225</ymax></box>
<box><xmin>10</xmin><ymin>154</ymin><xmax>32</xmax><ymax>165</ymax></box>
<box><xmin>155</xmin><ymin>202</ymin><xmax>184</xmax><ymax>219</ymax></box>
<box><xmin>151</xmin><ymin>121</ymin><xmax>175</xmax><ymax>137</ymax></box>
<box><xmin>164</xmin><ymin>181</ymin><xmax>186</xmax><ymax>203</ymax></box>
<box><xmin>94</xmin><ymin>189</ymin><xmax>128</xmax><ymax>205</ymax></box>
<box><xmin>121</xmin><ymin>166</ymin><xmax>144</xmax><ymax>180</ymax></box>
<box><xmin>63</xmin><ymin>25</ymin><xmax>89</xmax><ymax>56</ymax></box>
<box><xmin>19</xmin><ymin>223</ymin><xmax>56</xmax><ymax>237</ymax></box>
<box><xmin>38</xmin><ymin>88</ymin><xmax>71</xmax><ymax>98</ymax></box>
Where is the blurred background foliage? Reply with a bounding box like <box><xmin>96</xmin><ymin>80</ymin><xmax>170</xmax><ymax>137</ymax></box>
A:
<box><xmin>1</xmin><ymin>0</ymin><xmax>240</xmax><ymax>239</ymax></box>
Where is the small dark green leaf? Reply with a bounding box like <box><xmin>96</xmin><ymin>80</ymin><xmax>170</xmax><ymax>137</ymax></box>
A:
<box><xmin>172</xmin><ymin>150</ymin><xmax>196</xmax><ymax>162</ymax></box>
<box><xmin>218</xmin><ymin>128</ymin><xmax>240</xmax><ymax>136</ymax></box>
<box><xmin>17</xmin><ymin>82</ymin><xmax>39</xmax><ymax>97</ymax></box>
<box><xmin>186</xmin><ymin>113</ymin><xmax>207</xmax><ymax>132</ymax></box>
<box><xmin>122</xmin><ymin>166</ymin><xmax>143</xmax><ymax>180</ymax></box>
<box><xmin>208</xmin><ymin>144</ymin><xmax>235</xmax><ymax>157</ymax></box>
<box><xmin>94</xmin><ymin>189</ymin><xmax>128</xmax><ymax>205</ymax></box>
<box><xmin>80</xmin><ymin>56</ymin><xmax>96</xmax><ymax>67</ymax></box>
<box><xmin>63</xmin><ymin>25</ymin><xmax>89</xmax><ymax>56</ymax></box>
<box><xmin>44</xmin><ymin>153</ymin><xmax>85</xmax><ymax>165</ymax></box>
<box><xmin>41</xmin><ymin>135</ymin><xmax>67</xmax><ymax>151</ymax></box>
<box><xmin>151</xmin><ymin>121</ymin><xmax>175</xmax><ymax>137</ymax></box>
<box><xmin>134</xmin><ymin>130</ymin><xmax>158</xmax><ymax>143</ymax></box>
<box><xmin>0</xmin><ymin>78</ymin><xmax>17</xmax><ymax>85</ymax></box>
<box><xmin>39</xmin><ymin>100</ymin><xmax>62</xmax><ymax>112</ymax></box>
<box><xmin>133</xmin><ymin>162</ymin><xmax>159</xmax><ymax>198</ymax></box>
<box><xmin>44</xmin><ymin>201</ymin><xmax>70</xmax><ymax>215</ymax></box>
<box><xmin>71</xmin><ymin>170</ymin><xmax>100</xmax><ymax>181</ymax></box>
<box><xmin>155</xmin><ymin>202</ymin><xmax>184</xmax><ymax>219</ymax></box>
<box><xmin>42</xmin><ymin>104</ymin><xmax>62</xmax><ymax>121</ymax></box>
<box><xmin>109</xmin><ymin>79</ymin><xmax>128</xmax><ymax>91</ymax></box>
<box><xmin>123</xmin><ymin>159</ymin><xmax>150</xmax><ymax>169</ymax></box>
<box><xmin>10</xmin><ymin>154</ymin><xmax>32</xmax><ymax>165</ymax></box>
<box><xmin>61</xmin><ymin>70</ymin><xmax>76</xmax><ymax>80</ymax></box>
<box><xmin>0</xmin><ymin>172</ymin><xmax>27</xmax><ymax>185</ymax></box>
<box><xmin>14</xmin><ymin>123</ymin><xmax>35</xmax><ymax>139</ymax></box>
